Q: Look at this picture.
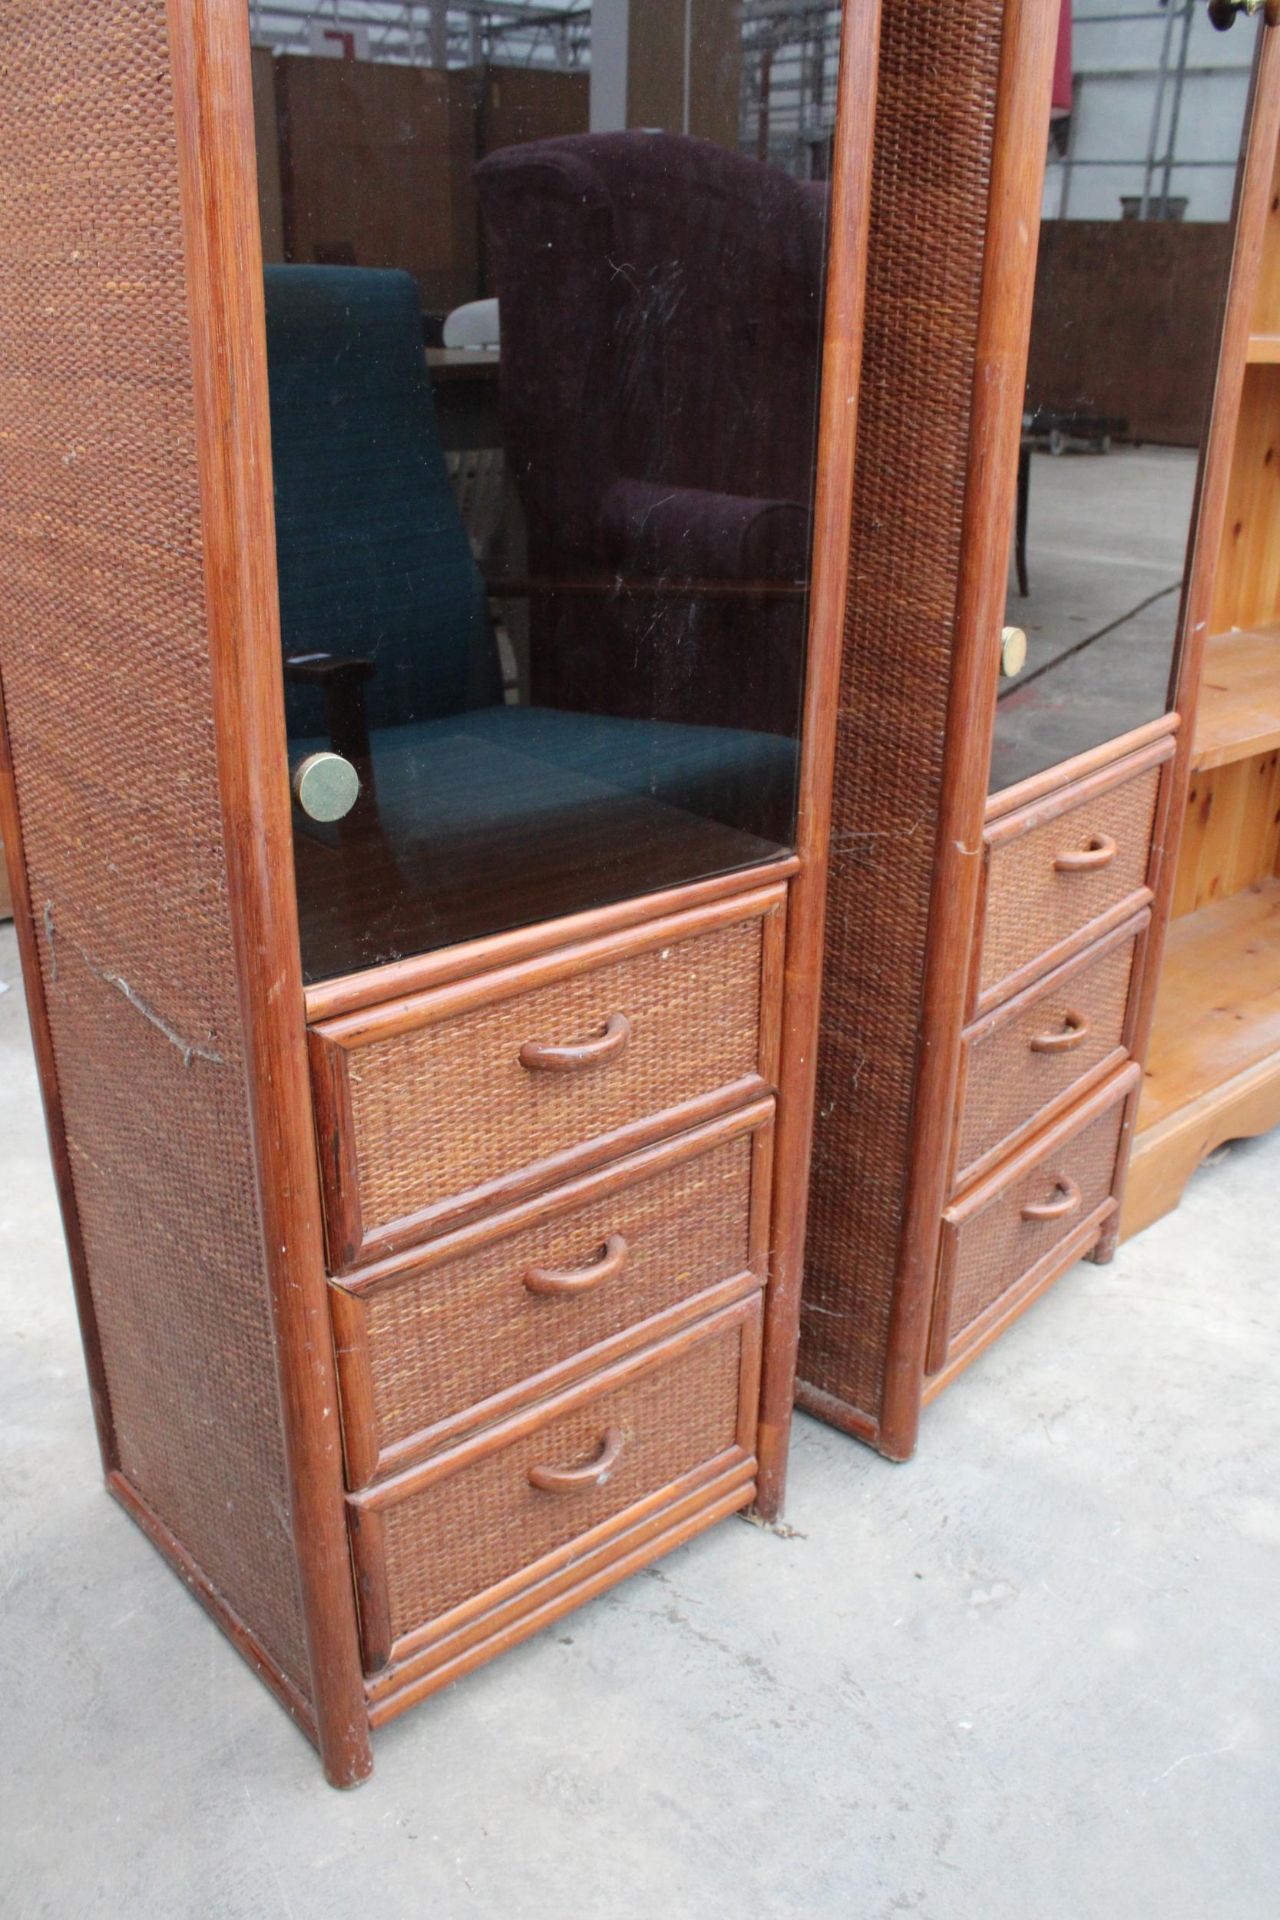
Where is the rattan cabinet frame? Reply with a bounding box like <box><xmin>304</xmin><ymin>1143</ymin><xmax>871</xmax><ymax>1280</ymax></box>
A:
<box><xmin>799</xmin><ymin>0</ymin><xmax>1280</xmax><ymax>1461</ymax></box>
<box><xmin>0</xmin><ymin>0</ymin><xmax>882</xmax><ymax>1781</ymax></box>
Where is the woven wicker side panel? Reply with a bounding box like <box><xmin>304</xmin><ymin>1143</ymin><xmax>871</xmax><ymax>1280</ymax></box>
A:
<box><xmin>363</xmin><ymin>1131</ymin><xmax>755</xmax><ymax>1453</ymax></box>
<box><xmin>0</xmin><ymin>2</ymin><xmax>308</xmax><ymax>1688</ymax></box>
<box><xmin>956</xmin><ymin>933</ymin><xmax>1139</xmax><ymax>1178</ymax></box>
<box><xmin>980</xmin><ymin>768</ymin><xmax>1161</xmax><ymax>992</ymax></box>
<box><xmin>348</xmin><ymin>916</ymin><xmax>765</xmax><ymax>1226</ymax></box>
<box><xmin>800</xmin><ymin>0</ymin><xmax>1005</xmax><ymax>1422</ymax></box>
<box><xmin>381</xmin><ymin>1318</ymin><xmax>747</xmax><ymax>1638</ymax></box>
<box><xmin>948</xmin><ymin>1100</ymin><xmax>1126</xmax><ymax>1335</ymax></box>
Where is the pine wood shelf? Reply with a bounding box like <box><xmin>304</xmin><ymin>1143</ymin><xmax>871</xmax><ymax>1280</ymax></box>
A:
<box><xmin>1128</xmin><ymin>90</ymin><xmax>1280</xmax><ymax>1244</ymax></box>
<box><xmin>1124</xmin><ymin>878</ymin><xmax>1280</xmax><ymax>1235</ymax></box>
<box><xmin>1192</xmin><ymin>623</ymin><xmax>1280</xmax><ymax>771</ymax></box>
<box><xmin>1139</xmin><ymin>877</ymin><xmax>1280</xmax><ymax>1133</ymax></box>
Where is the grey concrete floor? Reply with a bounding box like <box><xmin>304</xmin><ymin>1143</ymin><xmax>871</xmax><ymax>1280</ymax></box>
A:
<box><xmin>992</xmin><ymin>445</ymin><xmax>1197</xmax><ymax>790</ymax></box>
<box><xmin>2</xmin><ymin>915</ymin><xmax>1278</xmax><ymax>1919</ymax></box>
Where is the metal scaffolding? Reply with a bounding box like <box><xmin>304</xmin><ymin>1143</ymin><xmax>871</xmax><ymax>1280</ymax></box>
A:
<box><xmin>248</xmin><ymin>2</ymin><xmax>591</xmax><ymax>70</ymax></box>
<box><xmin>740</xmin><ymin>3</ymin><xmax>843</xmax><ymax>176</ymax></box>
<box><xmin>245</xmin><ymin>3</ymin><xmax>840</xmax><ymax>166</ymax></box>
<box><xmin>244</xmin><ymin>1</ymin><xmax>1249</xmax><ymax>206</ymax></box>
<box><xmin>1049</xmin><ymin>3</ymin><xmax>1252</xmax><ymax>220</ymax></box>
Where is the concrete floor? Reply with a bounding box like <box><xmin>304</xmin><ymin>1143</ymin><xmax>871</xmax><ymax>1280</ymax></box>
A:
<box><xmin>2</xmin><ymin>914</ymin><xmax>1278</xmax><ymax>1918</ymax></box>
<box><xmin>992</xmin><ymin>445</ymin><xmax>1196</xmax><ymax>790</ymax></box>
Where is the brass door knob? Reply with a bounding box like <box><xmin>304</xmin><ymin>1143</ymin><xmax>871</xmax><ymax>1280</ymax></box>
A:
<box><xmin>292</xmin><ymin>751</ymin><xmax>360</xmax><ymax>822</ymax></box>
<box><xmin>1000</xmin><ymin>626</ymin><xmax>1028</xmax><ymax>678</ymax></box>
<box><xmin>1208</xmin><ymin>0</ymin><xmax>1266</xmax><ymax>29</ymax></box>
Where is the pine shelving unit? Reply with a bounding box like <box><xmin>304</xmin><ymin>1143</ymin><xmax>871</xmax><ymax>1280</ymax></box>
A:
<box><xmin>1124</xmin><ymin>133</ymin><xmax>1280</xmax><ymax>1235</ymax></box>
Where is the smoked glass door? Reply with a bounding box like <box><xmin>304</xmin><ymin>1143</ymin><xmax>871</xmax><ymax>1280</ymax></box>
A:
<box><xmin>249</xmin><ymin>2</ymin><xmax>846</xmax><ymax>982</ymax></box>
<box><xmin>990</xmin><ymin>0</ymin><xmax>1257</xmax><ymax>794</ymax></box>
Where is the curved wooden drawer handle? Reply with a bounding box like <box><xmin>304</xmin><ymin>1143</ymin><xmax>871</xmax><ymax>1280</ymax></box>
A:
<box><xmin>1029</xmin><ymin>1011</ymin><xmax>1091</xmax><ymax>1055</ymax></box>
<box><xmin>528</xmin><ymin>1426</ymin><xmax>625</xmax><ymax>1494</ymax></box>
<box><xmin>1053</xmin><ymin>834</ymin><xmax>1118</xmax><ymax>874</ymax></box>
<box><xmin>519</xmin><ymin>1013</ymin><xmax>632</xmax><ymax>1074</ymax></box>
<box><xmin>1022</xmin><ymin>1177</ymin><xmax>1083</xmax><ymax>1224</ymax></box>
<box><xmin>524</xmin><ymin>1234</ymin><xmax>629</xmax><ymax>1298</ymax></box>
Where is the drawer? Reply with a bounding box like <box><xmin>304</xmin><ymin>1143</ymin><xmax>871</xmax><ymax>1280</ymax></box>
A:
<box><xmin>930</xmin><ymin>1066</ymin><xmax>1139</xmax><ymax>1370</ymax></box>
<box><xmin>347</xmin><ymin>1296</ymin><xmax>760</xmax><ymax>1673</ymax></box>
<box><xmin>954</xmin><ymin>914</ymin><xmax>1147</xmax><ymax>1190</ymax></box>
<box><xmin>332</xmin><ymin>1102</ymin><xmax>773</xmax><ymax>1485</ymax></box>
<box><xmin>978</xmin><ymin>739</ymin><xmax>1171</xmax><ymax>1010</ymax></box>
<box><xmin>310</xmin><ymin>887</ymin><xmax>785</xmax><ymax>1272</ymax></box>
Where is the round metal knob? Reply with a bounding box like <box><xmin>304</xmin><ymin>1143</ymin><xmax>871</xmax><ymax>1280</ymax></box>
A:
<box><xmin>292</xmin><ymin>751</ymin><xmax>360</xmax><ymax>823</ymax></box>
<box><xmin>1208</xmin><ymin>0</ymin><xmax>1265</xmax><ymax>31</ymax></box>
<box><xmin>1000</xmin><ymin>626</ymin><xmax>1028</xmax><ymax>679</ymax></box>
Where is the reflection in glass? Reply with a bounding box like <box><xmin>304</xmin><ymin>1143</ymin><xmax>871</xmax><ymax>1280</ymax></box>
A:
<box><xmin>992</xmin><ymin>0</ymin><xmax>1253</xmax><ymax>794</ymax></box>
<box><xmin>249</xmin><ymin>3</ymin><xmax>841</xmax><ymax>981</ymax></box>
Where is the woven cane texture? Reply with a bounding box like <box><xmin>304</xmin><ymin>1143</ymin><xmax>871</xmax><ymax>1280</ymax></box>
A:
<box><xmin>980</xmin><ymin>767</ymin><xmax>1160</xmax><ymax>995</ymax></box>
<box><xmin>0</xmin><ymin>4</ymin><xmax>308</xmax><ymax>1687</ymax></box>
<box><xmin>361</xmin><ymin>1130</ymin><xmax>757</xmax><ymax>1457</ymax></box>
<box><xmin>346</xmin><ymin>916</ymin><xmax>765</xmax><ymax>1233</ymax></box>
<box><xmin>801</xmin><ymin>0</ymin><xmax>1005</xmax><ymax>1423</ymax></box>
<box><xmin>946</xmin><ymin>1098</ymin><xmax>1126</xmax><ymax>1340</ymax></box>
<box><xmin>379</xmin><ymin>1315</ymin><xmax>748</xmax><ymax>1642</ymax></box>
<box><xmin>955</xmin><ymin>931</ymin><xmax>1139</xmax><ymax>1184</ymax></box>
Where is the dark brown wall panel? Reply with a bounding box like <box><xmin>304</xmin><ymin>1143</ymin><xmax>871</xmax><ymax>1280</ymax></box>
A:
<box><xmin>0</xmin><ymin>0</ymin><xmax>309</xmax><ymax>1689</ymax></box>
<box><xmin>1027</xmin><ymin>219</ymin><xmax>1233</xmax><ymax>448</ymax></box>
<box><xmin>276</xmin><ymin>54</ymin><xmax>479</xmax><ymax>312</ymax></box>
<box><xmin>481</xmin><ymin>66</ymin><xmax>589</xmax><ymax>157</ymax></box>
<box><xmin>251</xmin><ymin>44</ymin><xmax>286</xmax><ymax>262</ymax></box>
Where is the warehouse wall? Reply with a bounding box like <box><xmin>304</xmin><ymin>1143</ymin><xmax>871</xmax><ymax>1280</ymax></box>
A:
<box><xmin>1046</xmin><ymin>0</ymin><xmax>1252</xmax><ymax>223</ymax></box>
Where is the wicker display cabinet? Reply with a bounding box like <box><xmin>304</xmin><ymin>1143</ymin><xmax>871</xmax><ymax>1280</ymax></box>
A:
<box><xmin>799</xmin><ymin>0</ymin><xmax>1280</xmax><ymax>1460</ymax></box>
<box><xmin>0</xmin><ymin>0</ymin><xmax>879</xmax><ymax>1782</ymax></box>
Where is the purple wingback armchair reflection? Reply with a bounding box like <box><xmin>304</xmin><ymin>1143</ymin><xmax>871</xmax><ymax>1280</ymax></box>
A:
<box><xmin>476</xmin><ymin>131</ymin><xmax>828</xmax><ymax>738</ymax></box>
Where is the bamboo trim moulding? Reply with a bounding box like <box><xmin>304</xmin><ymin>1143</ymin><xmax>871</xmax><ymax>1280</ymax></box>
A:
<box><xmin>875</xmin><ymin>0</ymin><xmax>1063</xmax><ymax>1461</ymax></box>
<box><xmin>167</xmin><ymin>0</ymin><xmax>373</xmax><ymax>1787</ymax></box>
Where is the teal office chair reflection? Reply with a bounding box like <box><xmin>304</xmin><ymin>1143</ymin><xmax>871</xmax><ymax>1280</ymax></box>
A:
<box><xmin>264</xmin><ymin>266</ymin><xmax>798</xmax><ymax>968</ymax></box>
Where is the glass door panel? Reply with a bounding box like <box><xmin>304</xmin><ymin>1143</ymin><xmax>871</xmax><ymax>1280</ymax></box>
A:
<box><xmin>991</xmin><ymin>0</ymin><xmax>1256</xmax><ymax>795</ymax></box>
<box><xmin>249</xmin><ymin>2</ymin><xmax>844</xmax><ymax>982</ymax></box>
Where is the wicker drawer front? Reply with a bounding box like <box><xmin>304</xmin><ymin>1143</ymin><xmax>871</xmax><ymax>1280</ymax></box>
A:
<box><xmin>979</xmin><ymin>743</ymin><xmax>1170</xmax><ymax>1007</ymax></box>
<box><xmin>954</xmin><ymin>916</ymin><xmax>1146</xmax><ymax>1190</ymax></box>
<box><xmin>935</xmin><ymin>1070</ymin><xmax>1137</xmax><ymax>1363</ymax></box>
<box><xmin>311</xmin><ymin>889</ymin><xmax>784</xmax><ymax>1271</ymax></box>
<box><xmin>349</xmin><ymin>1299</ymin><xmax>759</xmax><ymax>1670</ymax></box>
<box><xmin>334</xmin><ymin>1105</ymin><xmax>771</xmax><ymax>1483</ymax></box>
